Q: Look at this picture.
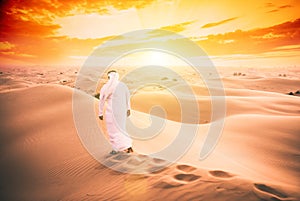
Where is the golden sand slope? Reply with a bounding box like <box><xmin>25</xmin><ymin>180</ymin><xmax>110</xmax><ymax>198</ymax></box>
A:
<box><xmin>0</xmin><ymin>84</ymin><xmax>299</xmax><ymax>201</ymax></box>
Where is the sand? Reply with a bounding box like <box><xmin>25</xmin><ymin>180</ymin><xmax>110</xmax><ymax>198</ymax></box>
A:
<box><xmin>0</xmin><ymin>65</ymin><xmax>299</xmax><ymax>200</ymax></box>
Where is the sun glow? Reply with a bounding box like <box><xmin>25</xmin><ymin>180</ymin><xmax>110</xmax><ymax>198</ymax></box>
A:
<box><xmin>54</xmin><ymin>8</ymin><xmax>142</xmax><ymax>39</ymax></box>
<box><xmin>1</xmin><ymin>0</ymin><xmax>300</xmax><ymax>66</ymax></box>
<box><xmin>146</xmin><ymin>51</ymin><xmax>173</xmax><ymax>66</ymax></box>
<box><xmin>116</xmin><ymin>51</ymin><xmax>186</xmax><ymax>67</ymax></box>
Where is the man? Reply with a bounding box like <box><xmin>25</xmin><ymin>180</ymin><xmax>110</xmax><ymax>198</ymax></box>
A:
<box><xmin>99</xmin><ymin>70</ymin><xmax>133</xmax><ymax>154</ymax></box>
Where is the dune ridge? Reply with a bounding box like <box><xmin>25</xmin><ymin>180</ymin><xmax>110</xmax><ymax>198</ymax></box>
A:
<box><xmin>1</xmin><ymin>64</ymin><xmax>300</xmax><ymax>200</ymax></box>
<box><xmin>0</xmin><ymin>84</ymin><xmax>299</xmax><ymax>200</ymax></box>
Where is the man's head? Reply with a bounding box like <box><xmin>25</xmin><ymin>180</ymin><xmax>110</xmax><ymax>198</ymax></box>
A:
<box><xmin>107</xmin><ymin>70</ymin><xmax>117</xmax><ymax>79</ymax></box>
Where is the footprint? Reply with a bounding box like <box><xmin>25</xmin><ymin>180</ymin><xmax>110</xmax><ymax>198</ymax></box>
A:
<box><xmin>176</xmin><ymin>164</ymin><xmax>196</xmax><ymax>173</ymax></box>
<box><xmin>127</xmin><ymin>157</ymin><xmax>145</xmax><ymax>166</ymax></box>
<box><xmin>148</xmin><ymin>166</ymin><xmax>168</xmax><ymax>174</ymax></box>
<box><xmin>209</xmin><ymin>170</ymin><xmax>234</xmax><ymax>179</ymax></box>
<box><xmin>137</xmin><ymin>154</ymin><xmax>149</xmax><ymax>160</ymax></box>
<box><xmin>253</xmin><ymin>183</ymin><xmax>288</xmax><ymax>200</ymax></box>
<box><xmin>112</xmin><ymin>153</ymin><xmax>131</xmax><ymax>161</ymax></box>
<box><xmin>152</xmin><ymin>158</ymin><xmax>167</xmax><ymax>164</ymax></box>
<box><xmin>103</xmin><ymin>153</ymin><xmax>130</xmax><ymax>167</ymax></box>
<box><xmin>103</xmin><ymin>160</ymin><xmax>119</xmax><ymax>167</ymax></box>
<box><xmin>154</xmin><ymin>181</ymin><xmax>183</xmax><ymax>189</ymax></box>
<box><xmin>174</xmin><ymin>173</ymin><xmax>201</xmax><ymax>182</ymax></box>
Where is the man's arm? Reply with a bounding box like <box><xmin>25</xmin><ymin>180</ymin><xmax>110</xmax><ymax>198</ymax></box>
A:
<box><xmin>99</xmin><ymin>84</ymin><xmax>106</xmax><ymax>120</ymax></box>
<box><xmin>127</xmin><ymin>110</ymin><xmax>130</xmax><ymax>117</ymax></box>
<box><xmin>125</xmin><ymin>85</ymin><xmax>131</xmax><ymax>117</ymax></box>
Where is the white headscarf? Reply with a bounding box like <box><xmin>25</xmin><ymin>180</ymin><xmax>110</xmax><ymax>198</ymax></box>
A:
<box><xmin>103</xmin><ymin>71</ymin><xmax>120</xmax><ymax>100</ymax></box>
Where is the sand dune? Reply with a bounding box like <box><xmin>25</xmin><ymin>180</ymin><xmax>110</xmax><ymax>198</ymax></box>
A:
<box><xmin>1</xmin><ymin>65</ymin><xmax>300</xmax><ymax>200</ymax></box>
<box><xmin>131</xmin><ymin>86</ymin><xmax>300</xmax><ymax>124</ymax></box>
<box><xmin>0</xmin><ymin>84</ymin><xmax>299</xmax><ymax>200</ymax></box>
<box><xmin>132</xmin><ymin>110</ymin><xmax>300</xmax><ymax>187</ymax></box>
<box><xmin>222</xmin><ymin>77</ymin><xmax>300</xmax><ymax>94</ymax></box>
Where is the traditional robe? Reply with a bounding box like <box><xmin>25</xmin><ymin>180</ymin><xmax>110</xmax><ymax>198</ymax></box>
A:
<box><xmin>99</xmin><ymin>72</ymin><xmax>132</xmax><ymax>151</ymax></box>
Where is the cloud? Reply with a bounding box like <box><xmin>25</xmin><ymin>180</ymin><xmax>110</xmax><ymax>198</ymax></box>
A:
<box><xmin>54</xmin><ymin>8</ymin><xmax>142</xmax><ymax>39</ymax></box>
<box><xmin>89</xmin><ymin>17</ymin><xmax>300</xmax><ymax>59</ymax></box>
<box><xmin>0</xmin><ymin>41</ymin><xmax>15</xmax><ymax>50</ymax></box>
<box><xmin>264</xmin><ymin>2</ymin><xmax>276</xmax><ymax>7</ymax></box>
<box><xmin>267</xmin><ymin>9</ymin><xmax>279</xmax><ymax>13</ymax></box>
<box><xmin>278</xmin><ymin>5</ymin><xmax>292</xmax><ymax>9</ymax></box>
<box><xmin>1</xmin><ymin>51</ymin><xmax>36</xmax><ymax>58</ymax></box>
<box><xmin>273</xmin><ymin>45</ymin><xmax>300</xmax><ymax>51</ymax></box>
<box><xmin>1</xmin><ymin>18</ymin><xmax>61</xmax><ymax>40</ymax></box>
<box><xmin>0</xmin><ymin>0</ymin><xmax>156</xmax><ymax>64</ymax></box>
<box><xmin>160</xmin><ymin>21</ymin><xmax>195</xmax><ymax>33</ymax></box>
<box><xmin>1</xmin><ymin>0</ymin><xmax>155</xmax><ymax>18</ymax></box>
<box><xmin>196</xmin><ymin>18</ymin><xmax>300</xmax><ymax>55</ymax></box>
<box><xmin>0</xmin><ymin>34</ymin><xmax>115</xmax><ymax>64</ymax></box>
<box><xmin>0</xmin><ymin>0</ymin><xmax>156</xmax><ymax>39</ymax></box>
<box><xmin>201</xmin><ymin>17</ymin><xmax>238</xmax><ymax>28</ymax></box>
<box><xmin>266</xmin><ymin>4</ymin><xmax>292</xmax><ymax>13</ymax></box>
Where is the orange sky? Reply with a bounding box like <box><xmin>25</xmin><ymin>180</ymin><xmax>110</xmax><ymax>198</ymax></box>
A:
<box><xmin>0</xmin><ymin>0</ymin><xmax>299</xmax><ymax>67</ymax></box>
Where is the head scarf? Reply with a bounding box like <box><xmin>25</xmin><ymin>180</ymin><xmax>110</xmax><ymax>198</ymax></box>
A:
<box><xmin>103</xmin><ymin>71</ymin><xmax>120</xmax><ymax>100</ymax></box>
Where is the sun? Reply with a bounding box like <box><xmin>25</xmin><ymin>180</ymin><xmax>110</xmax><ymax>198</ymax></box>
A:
<box><xmin>148</xmin><ymin>51</ymin><xmax>168</xmax><ymax>66</ymax></box>
<box><xmin>134</xmin><ymin>50</ymin><xmax>183</xmax><ymax>67</ymax></box>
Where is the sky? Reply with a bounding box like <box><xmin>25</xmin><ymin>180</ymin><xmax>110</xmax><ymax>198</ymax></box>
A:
<box><xmin>0</xmin><ymin>0</ymin><xmax>299</xmax><ymax>67</ymax></box>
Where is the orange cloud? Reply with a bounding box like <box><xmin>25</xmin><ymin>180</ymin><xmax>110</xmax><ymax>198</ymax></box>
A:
<box><xmin>1</xmin><ymin>0</ymin><xmax>299</xmax><ymax>66</ymax></box>
<box><xmin>196</xmin><ymin>18</ymin><xmax>300</xmax><ymax>55</ymax></box>
<box><xmin>266</xmin><ymin>4</ymin><xmax>292</xmax><ymax>13</ymax></box>
<box><xmin>1</xmin><ymin>0</ymin><xmax>154</xmax><ymax>19</ymax></box>
<box><xmin>2</xmin><ymin>51</ymin><xmax>36</xmax><ymax>58</ymax></box>
<box><xmin>1</xmin><ymin>0</ymin><xmax>155</xmax><ymax>38</ymax></box>
<box><xmin>0</xmin><ymin>0</ymin><xmax>155</xmax><ymax>65</ymax></box>
<box><xmin>0</xmin><ymin>35</ymin><xmax>115</xmax><ymax>65</ymax></box>
<box><xmin>279</xmin><ymin>5</ymin><xmax>292</xmax><ymax>9</ymax></box>
<box><xmin>264</xmin><ymin>2</ymin><xmax>276</xmax><ymax>8</ymax></box>
<box><xmin>201</xmin><ymin>17</ymin><xmax>238</xmax><ymax>29</ymax></box>
<box><xmin>0</xmin><ymin>41</ymin><xmax>15</xmax><ymax>50</ymax></box>
<box><xmin>160</xmin><ymin>21</ymin><xmax>195</xmax><ymax>32</ymax></box>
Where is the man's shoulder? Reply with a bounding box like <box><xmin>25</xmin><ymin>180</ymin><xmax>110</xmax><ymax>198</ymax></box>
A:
<box><xmin>118</xmin><ymin>81</ymin><xmax>127</xmax><ymax>87</ymax></box>
<box><xmin>101</xmin><ymin>83</ymin><xmax>108</xmax><ymax>89</ymax></box>
<box><xmin>117</xmin><ymin>81</ymin><xmax>129</xmax><ymax>90</ymax></box>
